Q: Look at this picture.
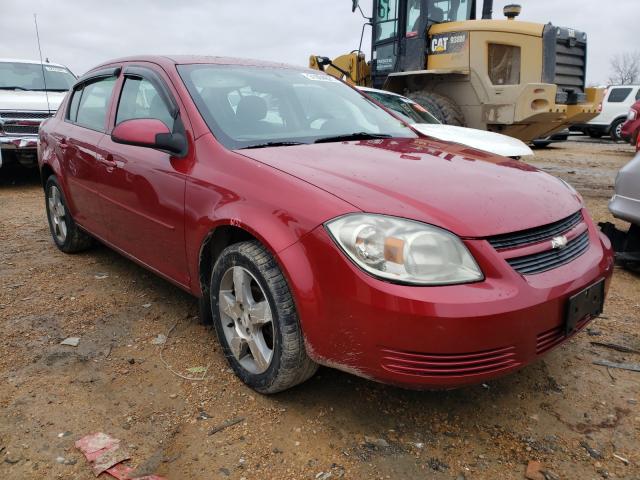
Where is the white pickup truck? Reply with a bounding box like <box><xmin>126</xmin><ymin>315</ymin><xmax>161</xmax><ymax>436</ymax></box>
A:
<box><xmin>0</xmin><ymin>58</ymin><xmax>75</xmax><ymax>168</ymax></box>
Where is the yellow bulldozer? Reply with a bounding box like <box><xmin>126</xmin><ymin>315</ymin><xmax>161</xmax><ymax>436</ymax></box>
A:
<box><xmin>309</xmin><ymin>0</ymin><xmax>603</xmax><ymax>143</ymax></box>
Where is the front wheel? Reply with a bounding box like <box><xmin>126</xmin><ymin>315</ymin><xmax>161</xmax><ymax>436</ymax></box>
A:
<box><xmin>45</xmin><ymin>176</ymin><xmax>93</xmax><ymax>253</ymax></box>
<box><xmin>210</xmin><ymin>241</ymin><xmax>318</xmax><ymax>393</ymax></box>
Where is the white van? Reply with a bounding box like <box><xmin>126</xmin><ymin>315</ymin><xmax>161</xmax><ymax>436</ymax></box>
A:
<box><xmin>574</xmin><ymin>85</ymin><xmax>640</xmax><ymax>141</ymax></box>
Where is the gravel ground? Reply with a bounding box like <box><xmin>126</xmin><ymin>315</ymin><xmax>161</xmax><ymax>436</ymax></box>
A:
<box><xmin>0</xmin><ymin>137</ymin><xmax>639</xmax><ymax>480</ymax></box>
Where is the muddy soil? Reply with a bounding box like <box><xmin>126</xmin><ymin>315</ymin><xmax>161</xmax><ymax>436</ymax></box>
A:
<box><xmin>0</xmin><ymin>138</ymin><xmax>639</xmax><ymax>480</ymax></box>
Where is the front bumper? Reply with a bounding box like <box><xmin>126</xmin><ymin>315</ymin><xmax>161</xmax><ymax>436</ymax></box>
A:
<box><xmin>280</xmin><ymin>212</ymin><xmax>614</xmax><ymax>389</ymax></box>
<box><xmin>610</xmin><ymin>194</ymin><xmax>640</xmax><ymax>226</ymax></box>
<box><xmin>0</xmin><ymin>136</ymin><xmax>39</xmax><ymax>167</ymax></box>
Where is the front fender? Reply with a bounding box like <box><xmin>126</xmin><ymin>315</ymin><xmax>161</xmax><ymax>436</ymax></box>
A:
<box><xmin>184</xmin><ymin>134</ymin><xmax>357</xmax><ymax>295</ymax></box>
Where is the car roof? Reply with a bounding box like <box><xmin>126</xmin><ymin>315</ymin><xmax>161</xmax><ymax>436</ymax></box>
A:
<box><xmin>89</xmin><ymin>55</ymin><xmax>310</xmax><ymax>73</ymax></box>
<box><xmin>0</xmin><ymin>58</ymin><xmax>68</xmax><ymax>68</ymax></box>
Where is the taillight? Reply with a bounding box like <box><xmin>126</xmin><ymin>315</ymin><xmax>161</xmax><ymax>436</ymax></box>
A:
<box><xmin>597</xmin><ymin>102</ymin><xmax>602</xmax><ymax>113</ymax></box>
<box><xmin>628</xmin><ymin>109</ymin><xmax>638</xmax><ymax>121</ymax></box>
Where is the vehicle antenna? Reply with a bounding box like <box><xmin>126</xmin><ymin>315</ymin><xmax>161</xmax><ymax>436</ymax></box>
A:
<box><xmin>33</xmin><ymin>13</ymin><xmax>51</xmax><ymax>113</ymax></box>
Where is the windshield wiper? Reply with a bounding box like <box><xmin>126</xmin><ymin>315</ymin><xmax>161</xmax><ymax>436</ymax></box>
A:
<box><xmin>241</xmin><ymin>141</ymin><xmax>307</xmax><ymax>149</ymax></box>
<box><xmin>0</xmin><ymin>86</ymin><xmax>30</xmax><ymax>91</ymax></box>
<box><xmin>314</xmin><ymin>132</ymin><xmax>392</xmax><ymax>144</ymax></box>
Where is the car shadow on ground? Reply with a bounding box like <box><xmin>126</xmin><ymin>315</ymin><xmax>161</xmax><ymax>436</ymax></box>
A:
<box><xmin>0</xmin><ymin>165</ymin><xmax>41</xmax><ymax>188</ymax></box>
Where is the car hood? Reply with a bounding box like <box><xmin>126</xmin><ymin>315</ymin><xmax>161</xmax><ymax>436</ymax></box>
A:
<box><xmin>412</xmin><ymin>123</ymin><xmax>533</xmax><ymax>158</ymax></box>
<box><xmin>237</xmin><ymin>138</ymin><xmax>582</xmax><ymax>238</ymax></box>
<box><xmin>0</xmin><ymin>90</ymin><xmax>66</xmax><ymax>112</ymax></box>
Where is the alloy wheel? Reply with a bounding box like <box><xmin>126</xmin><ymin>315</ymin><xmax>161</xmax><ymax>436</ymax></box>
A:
<box><xmin>218</xmin><ymin>266</ymin><xmax>274</xmax><ymax>374</ymax></box>
<box><xmin>47</xmin><ymin>185</ymin><xmax>67</xmax><ymax>244</ymax></box>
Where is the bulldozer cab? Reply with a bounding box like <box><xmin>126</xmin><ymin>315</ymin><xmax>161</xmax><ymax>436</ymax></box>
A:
<box><xmin>371</xmin><ymin>0</ymin><xmax>476</xmax><ymax>87</ymax></box>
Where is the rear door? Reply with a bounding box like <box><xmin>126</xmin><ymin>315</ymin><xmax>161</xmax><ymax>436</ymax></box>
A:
<box><xmin>58</xmin><ymin>72</ymin><xmax>118</xmax><ymax>237</ymax></box>
<box><xmin>97</xmin><ymin>64</ymin><xmax>190</xmax><ymax>286</ymax></box>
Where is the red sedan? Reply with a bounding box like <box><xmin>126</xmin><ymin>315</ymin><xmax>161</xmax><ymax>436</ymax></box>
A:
<box><xmin>621</xmin><ymin>100</ymin><xmax>640</xmax><ymax>148</ymax></box>
<box><xmin>38</xmin><ymin>56</ymin><xmax>614</xmax><ymax>393</ymax></box>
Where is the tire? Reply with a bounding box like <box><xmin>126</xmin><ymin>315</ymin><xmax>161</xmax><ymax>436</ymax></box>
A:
<box><xmin>588</xmin><ymin>129</ymin><xmax>603</xmax><ymax>139</ymax></box>
<box><xmin>406</xmin><ymin>90</ymin><xmax>466</xmax><ymax>126</ymax></box>
<box><xmin>609</xmin><ymin>118</ymin><xmax>625</xmax><ymax>141</ymax></box>
<box><xmin>44</xmin><ymin>176</ymin><xmax>93</xmax><ymax>253</ymax></box>
<box><xmin>209</xmin><ymin>240</ymin><xmax>318</xmax><ymax>393</ymax></box>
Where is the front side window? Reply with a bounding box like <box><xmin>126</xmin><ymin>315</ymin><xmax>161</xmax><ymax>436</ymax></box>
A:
<box><xmin>488</xmin><ymin>44</ymin><xmax>521</xmax><ymax>85</ymax></box>
<box><xmin>178</xmin><ymin>65</ymin><xmax>416</xmax><ymax>150</ymax></box>
<box><xmin>116</xmin><ymin>77</ymin><xmax>174</xmax><ymax>130</ymax></box>
<box><xmin>73</xmin><ymin>77</ymin><xmax>117</xmax><ymax>131</ymax></box>
<box><xmin>376</xmin><ymin>0</ymin><xmax>398</xmax><ymax>41</ymax></box>
<box><xmin>0</xmin><ymin>61</ymin><xmax>76</xmax><ymax>91</ymax></box>
<box><xmin>608</xmin><ymin>87</ymin><xmax>632</xmax><ymax>103</ymax></box>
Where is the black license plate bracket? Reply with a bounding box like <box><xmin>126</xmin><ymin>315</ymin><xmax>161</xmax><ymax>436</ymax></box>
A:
<box><xmin>565</xmin><ymin>279</ymin><xmax>605</xmax><ymax>335</ymax></box>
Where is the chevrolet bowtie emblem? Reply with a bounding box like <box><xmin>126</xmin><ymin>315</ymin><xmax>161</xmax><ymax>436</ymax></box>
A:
<box><xmin>551</xmin><ymin>235</ymin><xmax>568</xmax><ymax>250</ymax></box>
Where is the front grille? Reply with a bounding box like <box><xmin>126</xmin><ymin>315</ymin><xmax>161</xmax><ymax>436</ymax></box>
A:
<box><xmin>507</xmin><ymin>231</ymin><xmax>589</xmax><ymax>275</ymax></box>
<box><xmin>0</xmin><ymin>111</ymin><xmax>51</xmax><ymax>120</ymax></box>
<box><xmin>487</xmin><ymin>211</ymin><xmax>583</xmax><ymax>250</ymax></box>
<box><xmin>380</xmin><ymin>345</ymin><xmax>520</xmax><ymax>377</ymax></box>
<box><xmin>2</xmin><ymin>125</ymin><xmax>39</xmax><ymax>135</ymax></box>
<box><xmin>554</xmin><ymin>42</ymin><xmax>586</xmax><ymax>93</ymax></box>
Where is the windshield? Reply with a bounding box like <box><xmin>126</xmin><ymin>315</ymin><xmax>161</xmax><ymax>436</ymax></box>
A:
<box><xmin>178</xmin><ymin>65</ymin><xmax>416</xmax><ymax>149</ymax></box>
<box><xmin>0</xmin><ymin>62</ymin><xmax>76</xmax><ymax>91</ymax></box>
<box><xmin>364</xmin><ymin>90</ymin><xmax>440</xmax><ymax>124</ymax></box>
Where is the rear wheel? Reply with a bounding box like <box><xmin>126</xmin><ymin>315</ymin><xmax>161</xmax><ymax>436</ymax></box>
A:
<box><xmin>45</xmin><ymin>176</ymin><xmax>93</xmax><ymax>253</ymax></box>
<box><xmin>210</xmin><ymin>241</ymin><xmax>318</xmax><ymax>393</ymax></box>
<box><xmin>406</xmin><ymin>90</ymin><xmax>466</xmax><ymax>126</ymax></box>
<box><xmin>610</xmin><ymin>118</ymin><xmax>625</xmax><ymax>141</ymax></box>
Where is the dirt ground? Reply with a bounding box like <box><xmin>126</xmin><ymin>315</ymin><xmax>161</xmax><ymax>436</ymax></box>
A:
<box><xmin>1</xmin><ymin>137</ymin><xmax>639</xmax><ymax>480</ymax></box>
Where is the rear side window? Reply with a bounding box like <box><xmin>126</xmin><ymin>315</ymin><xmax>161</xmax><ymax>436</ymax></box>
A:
<box><xmin>488</xmin><ymin>44</ymin><xmax>521</xmax><ymax>85</ymax></box>
<box><xmin>116</xmin><ymin>77</ymin><xmax>174</xmax><ymax>130</ymax></box>
<box><xmin>70</xmin><ymin>77</ymin><xmax>117</xmax><ymax>131</ymax></box>
<box><xmin>607</xmin><ymin>87</ymin><xmax>632</xmax><ymax>103</ymax></box>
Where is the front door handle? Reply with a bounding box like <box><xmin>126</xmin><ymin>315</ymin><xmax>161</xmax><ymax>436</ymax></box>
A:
<box><xmin>59</xmin><ymin>138</ymin><xmax>69</xmax><ymax>150</ymax></box>
<box><xmin>97</xmin><ymin>153</ymin><xmax>117</xmax><ymax>172</ymax></box>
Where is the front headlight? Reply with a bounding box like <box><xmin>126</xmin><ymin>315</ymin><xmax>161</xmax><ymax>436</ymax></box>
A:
<box><xmin>325</xmin><ymin>214</ymin><xmax>483</xmax><ymax>285</ymax></box>
<box><xmin>628</xmin><ymin>109</ymin><xmax>637</xmax><ymax>121</ymax></box>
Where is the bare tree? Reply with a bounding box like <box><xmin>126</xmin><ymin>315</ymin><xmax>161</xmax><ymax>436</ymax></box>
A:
<box><xmin>608</xmin><ymin>52</ymin><xmax>640</xmax><ymax>85</ymax></box>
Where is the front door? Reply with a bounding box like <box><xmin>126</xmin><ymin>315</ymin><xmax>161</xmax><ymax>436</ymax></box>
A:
<box><xmin>97</xmin><ymin>66</ymin><xmax>189</xmax><ymax>286</ymax></box>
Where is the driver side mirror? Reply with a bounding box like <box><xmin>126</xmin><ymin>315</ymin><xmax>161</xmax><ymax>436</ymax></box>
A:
<box><xmin>111</xmin><ymin>118</ymin><xmax>187</xmax><ymax>156</ymax></box>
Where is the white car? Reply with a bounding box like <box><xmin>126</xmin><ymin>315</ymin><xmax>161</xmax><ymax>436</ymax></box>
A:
<box><xmin>575</xmin><ymin>85</ymin><xmax>640</xmax><ymax>141</ymax></box>
<box><xmin>358</xmin><ymin>87</ymin><xmax>533</xmax><ymax>159</ymax></box>
<box><xmin>0</xmin><ymin>58</ymin><xmax>75</xmax><ymax>168</ymax></box>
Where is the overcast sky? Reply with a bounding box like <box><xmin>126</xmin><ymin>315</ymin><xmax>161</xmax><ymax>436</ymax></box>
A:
<box><xmin>0</xmin><ymin>0</ymin><xmax>636</xmax><ymax>85</ymax></box>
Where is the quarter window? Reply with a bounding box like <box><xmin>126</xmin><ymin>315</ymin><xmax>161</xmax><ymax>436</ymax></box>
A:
<box><xmin>116</xmin><ymin>77</ymin><xmax>174</xmax><ymax>130</ymax></box>
<box><xmin>608</xmin><ymin>88</ymin><xmax>632</xmax><ymax>103</ymax></box>
<box><xmin>488</xmin><ymin>44</ymin><xmax>521</xmax><ymax>85</ymax></box>
<box><xmin>72</xmin><ymin>77</ymin><xmax>117</xmax><ymax>131</ymax></box>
